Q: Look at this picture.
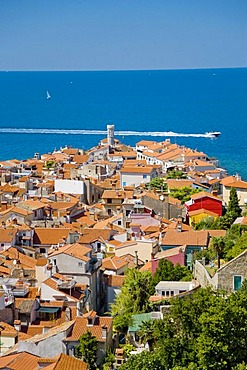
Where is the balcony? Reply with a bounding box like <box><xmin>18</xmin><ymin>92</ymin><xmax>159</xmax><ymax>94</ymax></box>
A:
<box><xmin>57</xmin><ymin>278</ymin><xmax>75</xmax><ymax>290</ymax></box>
<box><xmin>12</xmin><ymin>286</ymin><xmax>30</xmax><ymax>297</ymax></box>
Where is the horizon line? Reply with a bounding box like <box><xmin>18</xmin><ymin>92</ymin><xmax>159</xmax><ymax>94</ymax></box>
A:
<box><xmin>0</xmin><ymin>66</ymin><xmax>246</xmax><ymax>73</ymax></box>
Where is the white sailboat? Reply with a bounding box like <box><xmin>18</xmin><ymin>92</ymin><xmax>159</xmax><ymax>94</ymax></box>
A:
<box><xmin>46</xmin><ymin>91</ymin><xmax>51</xmax><ymax>100</ymax></box>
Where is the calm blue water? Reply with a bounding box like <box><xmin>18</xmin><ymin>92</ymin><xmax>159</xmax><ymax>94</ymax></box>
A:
<box><xmin>0</xmin><ymin>69</ymin><xmax>246</xmax><ymax>179</ymax></box>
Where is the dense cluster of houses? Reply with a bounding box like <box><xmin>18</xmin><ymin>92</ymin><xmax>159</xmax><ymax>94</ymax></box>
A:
<box><xmin>0</xmin><ymin>125</ymin><xmax>247</xmax><ymax>368</ymax></box>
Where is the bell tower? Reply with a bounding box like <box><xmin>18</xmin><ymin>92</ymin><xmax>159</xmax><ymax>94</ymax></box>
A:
<box><xmin>107</xmin><ymin>124</ymin><xmax>115</xmax><ymax>147</ymax></box>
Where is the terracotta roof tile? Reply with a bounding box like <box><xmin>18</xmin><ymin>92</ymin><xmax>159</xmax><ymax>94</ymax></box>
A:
<box><xmin>167</xmin><ymin>179</ymin><xmax>194</xmax><ymax>189</ymax></box>
<box><xmin>66</xmin><ymin>315</ymin><xmax>112</xmax><ymax>342</ymax></box>
<box><xmin>78</xmin><ymin>229</ymin><xmax>114</xmax><ymax>244</ymax></box>
<box><xmin>107</xmin><ymin>274</ymin><xmax>126</xmax><ymax>287</ymax></box>
<box><xmin>27</xmin><ymin>325</ymin><xmax>44</xmax><ymax>336</ymax></box>
<box><xmin>188</xmin><ymin>208</ymin><xmax>219</xmax><ymax>217</ymax></box>
<box><xmin>43</xmin><ymin>353</ymin><xmax>88</xmax><ymax>370</ymax></box>
<box><xmin>101</xmin><ymin>256</ymin><xmax>128</xmax><ymax>271</ymax></box>
<box><xmin>26</xmin><ymin>287</ymin><xmax>39</xmax><ymax>299</ymax></box>
<box><xmin>120</xmin><ymin>166</ymin><xmax>155</xmax><ymax>174</ymax></box>
<box><xmin>190</xmin><ymin>191</ymin><xmax>222</xmax><ymax>201</ymax></box>
<box><xmin>224</xmin><ymin>180</ymin><xmax>247</xmax><ymax>189</ymax></box>
<box><xmin>0</xmin><ymin>265</ymin><xmax>11</xmax><ymax>275</ymax></box>
<box><xmin>120</xmin><ymin>253</ymin><xmax>144</xmax><ymax>268</ymax></box>
<box><xmin>0</xmin><ymin>352</ymin><xmax>40</xmax><ymax>370</ymax></box>
<box><xmin>102</xmin><ymin>189</ymin><xmax>133</xmax><ymax>199</ymax></box>
<box><xmin>161</xmin><ymin>230</ymin><xmax>209</xmax><ymax>247</ymax></box>
<box><xmin>36</xmin><ymin>258</ymin><xmax>48</xmax><ymax>266</ymax></box>
<box><xmin>0</xmin><ymin>228</ymin><xmax>17</xmax><ymax>243</ymax></box>
<box><xmin>139</xmin><ymin>261</ymin><xmax>152</xmax><ymax>272</ymax></box>
<box><xmin>42</xmin><ymin>278</ymin><xmax>82</xmax><ymax>302</ymax></box>
<box><xmin>17</xmin><ymin>200</ymin><xmax>46</xmax><ymax>210</ymax></box>
<box><xmin>208</xmin><ymin>230</ymin><xmax>227</xmax><ymax>238</ymax></box>
<box><xmin>1</xmin><ymin>247</ymin><xmax>37</xmax><ymax>268</ymax></box>
<box><xmin>33</xmin><ymin>228</ymin><xmax>71</xmax><ymax>245</ymax></box>
<box><xmin>221</xmin><ymin>175</ymin><xmax>237</xmax><ymax>185</ymax></box>
<box><xmin>48</xmin><ymin>243</ymin><xmax>91</xmax><ymax>262</ymax></box>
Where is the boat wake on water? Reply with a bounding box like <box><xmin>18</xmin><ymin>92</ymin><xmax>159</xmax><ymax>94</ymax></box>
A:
<box><xmin>0</xmin><ymin>128</ymin><xmax>220</xmax><ymax>138</ymax></box>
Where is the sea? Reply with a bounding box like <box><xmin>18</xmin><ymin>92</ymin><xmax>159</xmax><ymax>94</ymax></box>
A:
<box><xmin>0</xmin><ymin>68</ymin><xmax>246</xmax><ymax>179</ymax></box>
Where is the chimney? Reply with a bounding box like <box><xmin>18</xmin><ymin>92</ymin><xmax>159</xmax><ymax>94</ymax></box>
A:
<box><xmin>14</xmin><ymin>320</ymin><xmax>21</xmax><ymax>332</ymax></box>
<box><xmin>177</xmin><ymin>216</ymin><xmax>182</xmax><ymax>232</ymax></box>
<box><xmin>86</xmin><ymin>301</ymin><xmax>90</xmax><ymax>312</ymax></box>
<box><xmin>102</xmin><ymin>325</ymin><xmax>107</xmax><ymax>339</ymax></box>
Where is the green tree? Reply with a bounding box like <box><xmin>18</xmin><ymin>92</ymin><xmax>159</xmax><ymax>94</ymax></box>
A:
<box><xmin>145</xmin><ymin>177</ymin><xmax>168</xmax><ymax>192</ymax></box>
<box><xmin>44</xmin><ymin>160</ymin><xmax>55</xmax><ymax>169</ymax></box>
<box><xmin>227</xmin><ymin>187</ymin><xmax>242</xmax><ymax>220</ymax></box>
<box><xmin>138</xmin><ymin>319</ymin><xmax>156</xmax><ymax>350</ymax></box>
<box><xmin>232</xmin><ymin>364</ymin><xmax>247</xmax><ymax>370</ymax></box>
<box><xmin>214</xmin><ymin>214</ymin><xmax>235</xmax><ymax>230</ymax></box>
<box><xmin>117</xmin><ymin>286</ymin><xmax>247</xmax><ymax>369</ymax></box>
<box><xmin>195</xmin><ymin>216</ymin><xmax>216</xmax><ymax>230</ymax></box>
<box><xmin>166</xmin><ymin>170</ymin><xmax>187</xmax><ymax>179</ymax></box>
<box><xmin>121</xmin><ymin>343</ymin><xmax>135</xmax><ymax>358</ymax></box>
<box><xmin>119</xmin><ymin>351</ymin><xmax>164</xmax><ymax>370</ymax></box>
<box><xmin>226</xmin><ymin>232</ymin><xmax>247</xmax><ymax>260</ymax></box>
<box><xmin>75</xmin><ymin>331</ymin><xmax>98</xmax><ymax>370</ymax></box>
<box><xmin>103</xmin><ymin>351</ymin><xmax>115</xmax><ymax>370</ymax></box>
<box><xmin>170</xmin><ymin>187</ymin><xmax>200</xmax><ymax>204</ymax></box>
<box><xmin>111</xmin><ymin>269</ymin><xmax>154</xmax><ymax>333</ymax></box>
<box><xmin>152</xmin><ymin>259</ymin><xmax>192</xmax><ymax>287</ymax></box>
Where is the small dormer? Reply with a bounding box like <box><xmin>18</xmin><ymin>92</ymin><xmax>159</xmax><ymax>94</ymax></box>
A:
<box><xmin>84</xmin><ymin>309</ymin><xmax>97</xmax><ymax>326</ymax></box>
<box><xmin>86</xmin><ymin>315</ymin><xmax>94</xmax><ymax>326</ymax></box>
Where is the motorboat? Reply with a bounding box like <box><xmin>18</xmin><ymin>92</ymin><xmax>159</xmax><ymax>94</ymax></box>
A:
<box><xmin>205</xmin><ymin>131</ymin><xmax>221</xmax><ymax>138</ymax></box>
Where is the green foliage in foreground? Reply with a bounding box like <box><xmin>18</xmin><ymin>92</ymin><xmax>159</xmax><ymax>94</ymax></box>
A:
<box><xmin>102</xmin><ymin>351</ymin><xmax>115</xmax><ymax>370</ymax></box>
<box><xmin>120</xmin><ymin>351</ymin><xmax>164</xmax><ymax>370</ymax></box>
<box><xmin>111</xmin><ymin>261</ymin><xmax>192</xmax><ymax>333</ymax></box>
<box><xmin>75</xmin><ymin>331</ymin><xmax>98</xmax><ymax>370</ymax></box>
<box><xmin>111</xmin><ymin>269</ymin><xmax>154</xmax><ymax>333</ymax></box>
<box><xmin>120</xmin><ymin>285</ymin><xmax>247</xmax><ymax>370</ymax></box>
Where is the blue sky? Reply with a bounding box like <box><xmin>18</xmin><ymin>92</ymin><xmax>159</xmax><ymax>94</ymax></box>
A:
<box><xmin>0</xmin><ymin>0</ymin><xmax>246</xmax><ymax>70</ymax></box>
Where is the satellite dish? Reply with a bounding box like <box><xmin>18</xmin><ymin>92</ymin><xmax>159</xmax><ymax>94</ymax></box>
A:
<box><xmin>13</xmin><ymin>259</ymin><xmax>17</xmax><ymax>265</ymax></box>
<box><xmin>159</xmin><ymin>195</ymin><xmax>164</xmax><ymax>201</ymax></box>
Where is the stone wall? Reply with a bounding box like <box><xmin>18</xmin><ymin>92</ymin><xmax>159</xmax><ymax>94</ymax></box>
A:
<box><xmin>216</xmin><ymin>250</ymin><xmax>247</xmax><ymax>292</ymax></box>
<box><xmin>193</xmin><ymin>260</ymin><xmax>215</xmax><ymax>288</ymax></box>
<box><xmin>141</xmin><ymin>195</ymin><xmax>185</xmax><ymax>219</ymax></box>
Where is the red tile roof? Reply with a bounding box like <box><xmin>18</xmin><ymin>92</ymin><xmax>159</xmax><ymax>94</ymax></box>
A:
<box><xmin>101</xmin><ymin>256</ymin><xmax>128</xmax><ymax>271</ymax></box>
<box><xmin>66</xmin><ymin>315</ymin><xmax>113</xmax><ymax>342</ymax></box>
<box><xmin>48</xmin><ymin>243</ymin><xmax>91</xmax><ymax>262</ymax></box>
<box><xmin>33</xmin><ymin>228</ymin><xmax>71</xmax><ymax>245</ymax></box>
<box><xmin>161</xmin><ymin>230</ymin><xmax>209</xmax><ymax>247</ymax></box>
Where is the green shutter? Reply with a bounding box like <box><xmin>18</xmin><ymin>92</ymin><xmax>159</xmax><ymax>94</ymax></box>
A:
<box><xmin>234</xmin><ymin>276</ymin><xmax>242</xmax><ymax>291</ymax></box>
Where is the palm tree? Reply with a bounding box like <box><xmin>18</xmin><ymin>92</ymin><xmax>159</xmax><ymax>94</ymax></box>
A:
<box><xmin>138</xmin><ymin>320</ymin><xmax>156</xmax><ymax>351</ymax></box>
<box><xmin>211</xmin><ymin>236</ymin><xmax>225</xmax><ymax>269</ymax></box>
